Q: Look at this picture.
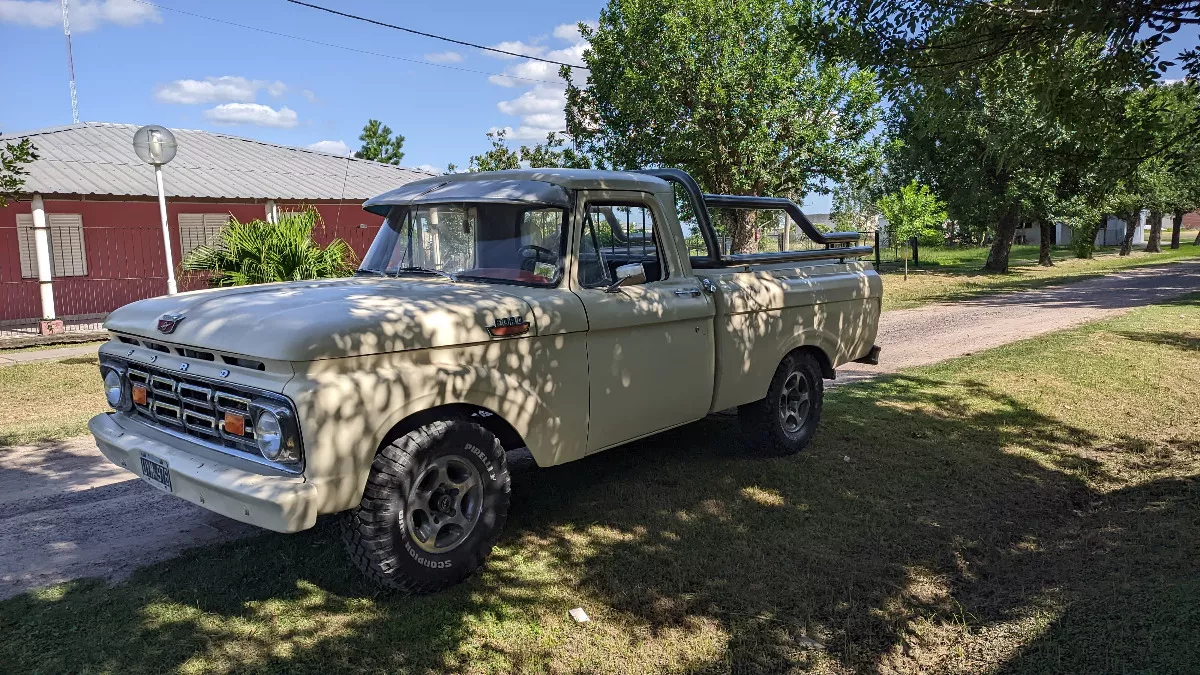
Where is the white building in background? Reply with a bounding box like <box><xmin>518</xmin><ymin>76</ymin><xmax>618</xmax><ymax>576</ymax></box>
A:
<box><xmin>1016</xmin><ymin>211</ymin><xmax>1180</xmax><ymax>247</ymax></box>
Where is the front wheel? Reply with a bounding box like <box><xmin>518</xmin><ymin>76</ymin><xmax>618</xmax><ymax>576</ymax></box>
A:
<box><xmin>739</xmin><ymin>351</ymin><xmax>824</xmax><ymax>455</ymax></box>
<box><xmin>343</xmin><ymin>419</ymin><xmax>510</xmax><ymax>594</ymax></box>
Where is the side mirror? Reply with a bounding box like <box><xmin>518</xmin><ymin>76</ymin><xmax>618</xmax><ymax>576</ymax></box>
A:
<box><xmin>605</xmin><ymin>262</ymin><xmax>646</xmax><ymax>292</ymax></box>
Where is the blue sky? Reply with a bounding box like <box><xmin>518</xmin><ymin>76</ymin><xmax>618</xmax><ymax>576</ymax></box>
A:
<box><xmin>2</xmin><ymin>1</ymin><xmax>1197</xmax><ymax>216</ymax></box>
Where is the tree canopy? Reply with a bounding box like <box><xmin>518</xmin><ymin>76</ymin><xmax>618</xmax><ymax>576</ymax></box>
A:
<box><xmin>1</xmin><ymin>134</ymin><xmax>36</xmax><ymax>207</ymax></box>
<box><xmin>564</xmin><ymin>0</ymin><xmax>883</xmax><ymax>252</ymax></box>
<box><xmin>877</xmin><ymin>180</ymin><xmax>947</xmax><ymax>247</ymax></box>
<box><xmin>465</xmin><ymin>130</ymin><xmax>592</xmax><ymax>172</ymax></box>
<box><xmin>355</xmin><ymin>119</ymin><xmax>406</xmax><ymax>165</ymax></box>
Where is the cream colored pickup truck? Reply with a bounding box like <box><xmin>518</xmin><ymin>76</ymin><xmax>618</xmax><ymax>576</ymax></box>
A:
<box><xmin>89</xmin><ymin>168</ymin><xmax>881</xmax><ymax>593</ymax></box>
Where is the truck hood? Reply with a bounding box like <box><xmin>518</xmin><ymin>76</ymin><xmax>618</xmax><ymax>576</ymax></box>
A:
<box><xmin>103</xmin><ymin>277</ymin><xmax>536</xmax><ymax>362</ymax></box>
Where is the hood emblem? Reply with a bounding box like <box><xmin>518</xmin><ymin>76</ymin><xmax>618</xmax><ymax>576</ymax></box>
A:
<box><xmin>157</xmin><ymin>313</ymin><xmax>185</xmax><ymax>334</ymax></box>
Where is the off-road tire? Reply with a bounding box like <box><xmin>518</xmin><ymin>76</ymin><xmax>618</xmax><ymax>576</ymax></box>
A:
<box><xmin>739</xmin><ymin>351</ymin><xmax>824</xmax><ymax>455</ymax></box>
<box><xmin>342</xmin><ymin>419</ymin><xmax>510</xmax><ymax>594</ymax></box>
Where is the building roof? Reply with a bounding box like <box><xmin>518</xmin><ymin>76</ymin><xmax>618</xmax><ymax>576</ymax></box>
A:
<box><xmin>7</xmin><ymin>122</ymin><xmax>435</xmax><ymax>201</ymax></box>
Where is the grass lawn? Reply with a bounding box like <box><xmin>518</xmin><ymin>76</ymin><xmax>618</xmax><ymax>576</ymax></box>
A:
<box><xmin>2</xmin><ymin>296</ymin><xmax>1198</xmax><ymax>673</ymax></box>
<box><xmin>0</xmin><ymin>354</ymin><xmax>107</xmax><ymax>446</ymax></box>
<box><xmin>879</xmin><ymin>242</ymin><xmax>1200</xmax><ymax>311</ymax></box>
<box><xmin>0</xmin><ymin>339</ymin><xmax>106</xmax><ymax>355</ymax></box>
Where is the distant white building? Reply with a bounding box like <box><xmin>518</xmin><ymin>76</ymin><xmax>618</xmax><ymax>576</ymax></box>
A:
<box><xmin>1016</xmin><ymin>211</ymin><xmax>1181</xmax><ymax>247</ymax></box>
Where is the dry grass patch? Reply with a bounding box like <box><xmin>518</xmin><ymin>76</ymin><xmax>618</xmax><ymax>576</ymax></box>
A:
<box><xmin>0</xmin><ymin>354</ymin><xmax>107</xmax><ymax>446</ymax></box>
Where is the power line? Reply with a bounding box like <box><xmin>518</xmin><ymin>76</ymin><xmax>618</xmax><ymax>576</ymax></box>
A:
<box><xmin>284</xmin><ymin>0</ymin><xmax>590</xmax><ymax>71</ymax></box>
<box><xmin>127</xmin><ymin>0</ymin><xmax>564</xmax><ymax>85</ymax></box>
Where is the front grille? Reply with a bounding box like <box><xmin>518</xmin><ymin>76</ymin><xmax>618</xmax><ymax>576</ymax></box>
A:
<box><xmin>126</xmin><ymin>364</ymin><xmax>262</xmax><ymax>452</ymax></box>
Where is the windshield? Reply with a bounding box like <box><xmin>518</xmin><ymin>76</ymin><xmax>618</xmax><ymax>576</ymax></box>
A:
<box><xmin>359</xmin><ymin>203</ymin><xmax>567</xmax><ymax>286</ymax></box>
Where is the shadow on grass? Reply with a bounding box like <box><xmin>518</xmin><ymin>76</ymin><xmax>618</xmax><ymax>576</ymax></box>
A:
<box><xmin>1115</xmin><ymin>330</ymin><xmax>1200</xmax><ymax>352</ymax></box>
<box><xmin>2</xmin><ymin>374</ymin><xmax>1197</xmax><ymax>673</ymax></box>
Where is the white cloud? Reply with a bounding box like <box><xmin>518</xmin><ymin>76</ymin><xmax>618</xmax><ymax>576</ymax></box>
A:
<box><xmin>155</xmin><ymin>76</ymin><xmax>292</xmax><ymax>105</ymax></box>
<box><xmin>487</xmin><ymin>17</ymin><xmax>590</xmax><ymax>142</ymax></box>
<box><xmin>425</xmin><ymin>50</ymin><xmax>463</xmax><ymax>64</ymax></box>
<box><xmin>301</xmin><ymin>89</ymin><xmax>320</xmax><ymax>103</ymax></box>
<box><xmin>415</xmin><ymin>164</ymin><xmax>442</xmax><ymax>174</ymax></box>
<box><xmin>205</xmin><ymin>103</ymin><xmax>298</xmax><ymax>128</ymax></box>
<box><xmin>307</xmin><ymin>140</ymin><xmax>351</xmax><ymax>156</ymax></box>
<box><xmin>0</xmin><ymin>0</ymin><xmax>160</xmax><ymax>31</ymax></box>
<box><xmin>486</xmin><ymin>40</ymin><xmax>546</xmax><ymax>60</ymax></box>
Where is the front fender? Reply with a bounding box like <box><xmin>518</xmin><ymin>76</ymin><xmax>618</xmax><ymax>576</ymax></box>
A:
<box><xmin>286</xmin><ymin>334</ymin><xmax>589</xmax><ymax>516</ymax></box>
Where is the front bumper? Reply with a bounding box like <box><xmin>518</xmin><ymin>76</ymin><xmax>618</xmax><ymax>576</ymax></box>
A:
<box><xmin>89</xmin><ymin>413</ymin><xmax>318</xmax><ymax>533</ymax></box>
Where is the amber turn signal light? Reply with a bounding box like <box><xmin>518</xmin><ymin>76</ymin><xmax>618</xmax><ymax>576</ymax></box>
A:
<box><xmin>224</xmin><ymin>412</ymin><xmax>246</xmax><ymax>436</ymax></box>
<box><xmin>488</xmin><ymin>322</ymin><xmax>530</xmax><ymax>337</ymax></box>
<box><xmin>132</xmin><ymin>384</ymin><xmax>148</xmax><ymax>406</ymax></box>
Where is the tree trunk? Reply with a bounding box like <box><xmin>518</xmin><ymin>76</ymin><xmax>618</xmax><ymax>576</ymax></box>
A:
<box><xmin>1038</xmin><ymin>220</ymin><xmax>1054</xmax><ymax>266</ymax></box>
<box><xmin>1170</xmin><ymin>208</ymin><xmax>1183</xmax><ymax>249</ymax></box>
<box><xmin>1119</xmin><ymin>211</ymin><xmax>1138</xmax><ymax>256</ymax></box>
<box><xmin>724</xmin><ymin>209</ymin><xmax>759</xmax><ymax>254</ymax></box>
<box><xmin>1144</xmin><ymin>210</ymin><xmax>1163</xmax><ymax>252</ymax></box>
<box><xmin>983</xmin><ymin>208</ymin><xmax>1019</xmax><ymax>272</ymax></box>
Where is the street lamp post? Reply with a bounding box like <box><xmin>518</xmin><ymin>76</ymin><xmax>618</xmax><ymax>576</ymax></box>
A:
<box><xmin>133</xmin><ymin>125</ymin><xmax>179</xmax><ymax>295</ymax></box>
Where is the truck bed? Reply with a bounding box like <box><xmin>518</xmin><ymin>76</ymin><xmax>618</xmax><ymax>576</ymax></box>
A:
<box><xmin>698</xmin><ymin>259</ymin><xmax>882</xmax><ymax>412</ymax></box>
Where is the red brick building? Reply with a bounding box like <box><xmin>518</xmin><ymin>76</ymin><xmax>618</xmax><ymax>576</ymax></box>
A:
<box><xmin>1</xmin><ymin>123</ymin><xmax>432</xmax><ymax>328</ymax></box>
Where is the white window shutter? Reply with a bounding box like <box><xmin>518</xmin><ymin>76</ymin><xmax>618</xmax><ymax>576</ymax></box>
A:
<box><xmin>16</xmin><ymin>213</ymin><xmax>86</xmax><ymax>278</ymax></box>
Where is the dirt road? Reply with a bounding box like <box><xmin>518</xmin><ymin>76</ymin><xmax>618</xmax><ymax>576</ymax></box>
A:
<box><xmin>2</xmin><ymin>260</ymin><xmax>1197</xmax><ymax>600</ymax></box>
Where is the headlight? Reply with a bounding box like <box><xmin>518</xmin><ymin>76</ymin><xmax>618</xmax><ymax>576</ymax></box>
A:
<box><xmin>251</xmin><ymin>400</ymin><xmax>300</xmax><ymax>464</ymax></box>
<box><xmin>256</xmin><ymin>409</ymin><xmax>283</xmax><ymax>460</ymax></box>
<box><xmin>102</xmin><ymin>367</ymin><xmax>127</xmax><ymax>410</ymax></box>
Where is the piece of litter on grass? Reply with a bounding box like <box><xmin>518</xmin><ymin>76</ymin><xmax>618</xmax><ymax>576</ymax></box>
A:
<box><xmin>569</xmin><ymin>607</ymin><xmax>590</xmax><ymax>623</ymax></box>
<box><xmin>796</xmin><ymin>636</ymin><xmax>825</xmax><ymax>650</ymax></box>
<box><xmin>843</xmin><ymin>455</ymin><xmax>851</xmax><ymax>463</ymax></box>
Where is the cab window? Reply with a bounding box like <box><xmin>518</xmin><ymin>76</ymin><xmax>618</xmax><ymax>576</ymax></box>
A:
<box><xmin>577</xmin><ymin>203</ymin><xmax>667</xmax><ymax>288</ymax></box>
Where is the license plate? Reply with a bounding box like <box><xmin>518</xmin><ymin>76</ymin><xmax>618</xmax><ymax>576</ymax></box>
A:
<box><xmin>139</xmin><ymin>452</ymin><xmax>173</xmax><ymax>493</ymax></box>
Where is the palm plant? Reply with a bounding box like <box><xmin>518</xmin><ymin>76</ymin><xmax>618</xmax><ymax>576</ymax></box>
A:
<box><xmin>181</xmin><ymin>209</ymin><xmax>356</xmax><ymax>286</ymax></box>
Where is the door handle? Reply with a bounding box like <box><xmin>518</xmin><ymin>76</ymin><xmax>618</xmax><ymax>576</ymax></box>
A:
<box><xmin>674</xmin><ymin>289</ymin><xmax>701</xmax><ymax>297</ymax></box>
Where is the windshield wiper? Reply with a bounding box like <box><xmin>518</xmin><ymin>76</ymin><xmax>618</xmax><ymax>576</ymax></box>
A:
<box><xmin>392</xmin><ymin>266</ymin><xmax>457</xmax><ymax>282</ymax></box>
<box><xmin>354</xmin><ymin>269</ymin><xmax>384</xmax><ymax>276</ymax></box>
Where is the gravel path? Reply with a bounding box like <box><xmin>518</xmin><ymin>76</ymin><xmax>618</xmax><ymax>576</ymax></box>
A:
<box><xmin>2</xmin><ymin>259</ymin><xmax>1197</xmax><ymax>600</ymax></box>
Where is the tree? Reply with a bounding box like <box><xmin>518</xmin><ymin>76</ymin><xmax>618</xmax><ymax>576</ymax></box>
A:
<box><xmin>181</xmin><ymin>209</ymin><xmax>356</xmax><ymax>286</ymax></box>
<box><xmin>467</xmin><ymin>130</ymin><xmax>520</xmax><ymax>172</ymax></box>
<box><xmin>798</xmin><ymin>0</ymin><xmax>1194</xmax><ymax>116</ymax></box>
<box><xmin>1</xmin><ymin>134</ymin><xmax>37</xmax><ymax>207</ymax></box>
<box><xmin>564</xmin><ymin>0</ymin><xmax>883</xmax><ymax>253</ymax></box>
<box><xmin>877</xmin><ymin>180</ymin><xmax>947</xmax><ymax>249</ymax></box>
<box><xmin>355</xmin><ymin>119</ymin><xmax>405</xmax><ymax>165</ymax></box>
<box><xmin>884</xmin><ymin>34</ymin><xmax>1155</xmax><ymax>271</ymax></box>
<box><xmin>467</xmin><ymin>129</ymin><xmax>594</xmax><ymax>172</ymax></box>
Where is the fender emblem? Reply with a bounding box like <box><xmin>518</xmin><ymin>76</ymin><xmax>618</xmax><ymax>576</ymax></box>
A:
<box><xmin>157</xmin><ymin>313</ymin><xmax>185</xmax><ymax>334</ymax></box>
<box><xmin>488</xmin><ymin>315</ymin><xmax>529</xmax><ymax>337</ymax></box>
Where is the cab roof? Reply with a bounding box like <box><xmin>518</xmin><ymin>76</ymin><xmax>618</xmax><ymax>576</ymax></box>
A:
<box><xmin>362</xmin><ymin>169</ymin><xmax>672</xmax><ymax>216</ymax></box>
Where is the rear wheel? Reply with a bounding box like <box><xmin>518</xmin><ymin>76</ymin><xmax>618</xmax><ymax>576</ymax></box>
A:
<box><xmin>739</xmin><ymin>351</ymin><xmax>824</xmax><ymax>455</ymax></box>
<box><xmin>342</xmin><ymin>419</ymin><xmax>510</xmax><ymax>594</ymax></box>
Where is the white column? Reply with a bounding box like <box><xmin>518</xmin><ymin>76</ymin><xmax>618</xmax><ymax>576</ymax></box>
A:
<box><xmin>1134</xmin><ymin>210</ymin><xmax>1146</xmax><ymax>245</ymax></box>
<box><xmin>265</xmin><ymin>200</ymin><xmax>278</xmax><ymax>224</ymax></box>
<box><xmin>155</xmin><ymin>165</ymin><xmax>178</xmax><ymax>295</ymax></box>
<box><xmin>30</xmin><ymin>194</ymin><xmax>56</xmax><ymax>320</ymax></box>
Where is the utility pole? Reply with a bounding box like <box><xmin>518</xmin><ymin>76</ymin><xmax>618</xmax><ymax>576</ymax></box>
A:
<box><xmin>61</xmin><ymin>0</ymin><xmax>79</xmax><ymax>124</ymax></box>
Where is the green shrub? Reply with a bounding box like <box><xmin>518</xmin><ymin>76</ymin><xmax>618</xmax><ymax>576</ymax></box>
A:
<box><xmin>181</xmin><ymin>209</ymin><xmax>356</xmax><ymax>286</ymax></box>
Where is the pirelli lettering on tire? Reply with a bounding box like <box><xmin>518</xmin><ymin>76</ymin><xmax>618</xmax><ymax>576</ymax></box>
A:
<box><xmin>465</xmin><ymin>443</ymin><xmax>497</xmax><ymax>480</ymax></box>
<box><xmin>405</xmin><ymin>540</ymin><xmax>453</xmax><ymax>569</ymax></box>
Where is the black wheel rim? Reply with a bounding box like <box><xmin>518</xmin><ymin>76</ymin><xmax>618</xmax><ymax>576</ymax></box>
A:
<box><xmin>778</xmin><ymin>369</ymin><xmax>811</xmax><ymax>434</ymax></box>
<box><xmin>403</xmin><ymin>454</ymin><xmax>483</xmax><ymax>554</ymax></box>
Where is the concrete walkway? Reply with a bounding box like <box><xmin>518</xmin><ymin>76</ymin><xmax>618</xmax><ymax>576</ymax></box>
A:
<box><xmin>0</xmin><ymin>344</ymin><xmax>101</xmax><ymax>367</ymax></box>
<box><xmin>1</xmin><ymin>260</ymin><xmax>1198</xmax><ymax>600</ymax></box>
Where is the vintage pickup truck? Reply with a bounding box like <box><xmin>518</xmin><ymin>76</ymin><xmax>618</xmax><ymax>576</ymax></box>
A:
<box><xmin>89</xmin><ymin>168</ymin><xmax>881</xmax><ymax>593</ymax></box>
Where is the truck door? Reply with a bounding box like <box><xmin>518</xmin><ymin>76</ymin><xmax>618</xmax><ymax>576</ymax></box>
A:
<box><xmin>571</xmin><ymin>190</ymin><xmax>716</xmax><ymax>453</ymax></box>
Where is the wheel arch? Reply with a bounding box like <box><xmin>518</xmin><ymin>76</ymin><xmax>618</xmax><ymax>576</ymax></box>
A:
<box><xmin>378</xmin><ymin>403</ymin><xmax>528</xmax><ymax>458</ymax></box>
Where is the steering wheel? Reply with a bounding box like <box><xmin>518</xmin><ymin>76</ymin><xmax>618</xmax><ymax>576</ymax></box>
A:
<box><xmin>518</xmin><ymin>245</ymin><xmax>556</xmax><ymax>272</ymax></box>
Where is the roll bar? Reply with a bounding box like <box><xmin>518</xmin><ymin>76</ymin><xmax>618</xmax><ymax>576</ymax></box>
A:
<box><xmin>637</xmin><ymin>168</ymin><xmax>867</xmax><ymax>267</ymax></box>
